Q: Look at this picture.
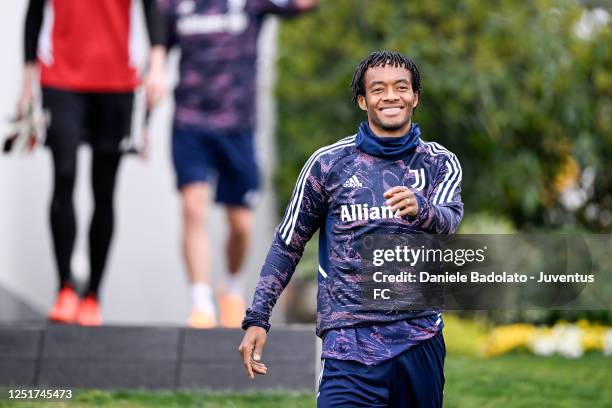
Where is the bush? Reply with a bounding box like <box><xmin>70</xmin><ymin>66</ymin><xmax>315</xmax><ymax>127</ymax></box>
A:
<box><xmin>275</xmin><ymin>0</ymin><xmax>612</xmax><ymax>232</ymax></box>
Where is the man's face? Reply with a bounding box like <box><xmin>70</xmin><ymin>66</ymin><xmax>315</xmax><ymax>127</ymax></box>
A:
<box><xmin>357</xmin><ymin>65</ymin><xmax>419</xmax><ymax>137</ymax></box>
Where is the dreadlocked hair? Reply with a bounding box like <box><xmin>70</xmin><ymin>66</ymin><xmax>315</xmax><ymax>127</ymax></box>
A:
<box><xmin>351</xmin><ymin>51</ymin><xmax>421</xmax><ymax>103</ymax></box>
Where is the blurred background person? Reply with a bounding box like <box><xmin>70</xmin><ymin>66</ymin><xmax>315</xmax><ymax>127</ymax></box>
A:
<box><xmin>160</xmin><ymin>0</ymin><xmax>319</xmax><ymax>328</ymax></box>
<box><xmin>19</xmin><ymin>0</ymin><xmax>166</xmax><ymax>326</ymax></box>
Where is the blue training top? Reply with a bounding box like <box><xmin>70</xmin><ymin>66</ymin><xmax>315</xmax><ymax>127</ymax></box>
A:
<box><xmin>160</xmin><ymin>0</ymin><xmax>308</xmax><ymax>134</ymax></box>
<box><xmin>244</xmin><ymin>122</ymin><xmax>463</xmax><ymax>365</ymax></box>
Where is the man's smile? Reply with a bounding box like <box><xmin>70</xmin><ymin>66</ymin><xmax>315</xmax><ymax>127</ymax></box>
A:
<box><xmin>379</xmin><ymin>106</ymin><xmax>404</xmax><ymax>116</ymax></box>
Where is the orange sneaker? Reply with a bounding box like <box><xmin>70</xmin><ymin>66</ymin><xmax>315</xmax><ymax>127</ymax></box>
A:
<box><xmin>76</xmin><ymin>295</ymin><xmax>103</xmax><ymax>326</ymax></box>
<box><xmin>48</xmin><ymin>286</ymin><xmax>79</xmax><ymax>323</ymax></box>
<box><xmin>188</xmin><ymin>308</ymin><xmax>217</xmax><ymax>329</ymax></box>
<box><xmin>219</xmin><ymin>294</ymin><xmax>246</xmax><ymax>328</ymax></box>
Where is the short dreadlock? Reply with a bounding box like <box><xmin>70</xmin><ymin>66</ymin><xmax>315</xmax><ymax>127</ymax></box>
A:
<box><xmin>351</xmin><ymin>51</ymin><xmax>421</xmax><ymax>104</ymax></box>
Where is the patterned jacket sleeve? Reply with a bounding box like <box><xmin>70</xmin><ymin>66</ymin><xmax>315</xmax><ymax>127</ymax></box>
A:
<box><xmin>413</xmin><ymin>154</ymin><xmax>464</xmax><ymax>234</ymax></box>
<box><xmin>248</xmin><ymin>0</ymin><xmax>317</xmax><ymax>17</ymax></box>
<box><xmin>242</xmin><ymin>153</ymin><xmax>328</xmax><ymax>331</ymax></box>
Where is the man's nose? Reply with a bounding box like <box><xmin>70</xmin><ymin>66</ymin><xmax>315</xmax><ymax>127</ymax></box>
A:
<box><xmin>383</xmin><ymin>88</ymin><xmax>399</xmax><ymax>101</ymax></box>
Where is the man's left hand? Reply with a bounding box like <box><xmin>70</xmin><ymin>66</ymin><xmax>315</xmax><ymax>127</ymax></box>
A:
<box><xmin>384</xmin><ymin>186</ymin><xmax>419</xmax><ymax>217</ymax></box>
<box><xmin>295</xmin><ymin>0</ymin><xmax>320</xmax><ymax>11</ymax></box>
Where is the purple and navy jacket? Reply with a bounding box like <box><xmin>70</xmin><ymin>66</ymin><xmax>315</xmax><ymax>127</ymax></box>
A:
<box><xmin>160</xmin><ymin>0</ymin><xmax>307</xmax><ymax>133</ymax></box>
<box><xmin>244</xmin><ymin>122</ymin><xmax>464</xmax><ymax>365</ymax></box>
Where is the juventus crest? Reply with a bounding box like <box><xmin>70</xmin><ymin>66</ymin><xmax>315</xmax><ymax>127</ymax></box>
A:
<box><xmin>409</xmin><ymin>168</ymin><xmax>426</xmax><ymax>191</ymax></box>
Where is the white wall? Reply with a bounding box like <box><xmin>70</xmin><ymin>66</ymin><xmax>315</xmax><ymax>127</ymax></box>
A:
<box><xmin>0</xmin><ymin>1</ymin><xmax>281</xmax><ymax>325</ymax></box>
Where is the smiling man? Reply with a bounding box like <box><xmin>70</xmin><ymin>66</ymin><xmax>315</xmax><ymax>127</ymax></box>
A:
<box><xmin>239</xmin><ymin>51</ymin><xmax>463</xmax><ymax>407</ymax></box>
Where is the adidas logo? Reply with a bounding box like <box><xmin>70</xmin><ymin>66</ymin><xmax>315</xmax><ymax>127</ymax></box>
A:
<box><xmin>343</xmin><ymin>175</ymin><xmax>363</xmax><ymax>188</ymax></box>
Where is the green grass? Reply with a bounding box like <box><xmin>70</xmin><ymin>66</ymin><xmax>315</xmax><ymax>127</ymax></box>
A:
<box><xmin>444</xmin><ymin>354</ymin><xmax>612</xmax><ymax>408</ymax></box>
<box><xmin>0</xmin><ymin>390</ymin><xmax>313</xmax><ymax>408</ymax></box>
<box><xmin>1</xmin><ymin>354</ymin><xmax>610</xmax><ymax>407</ymax></box>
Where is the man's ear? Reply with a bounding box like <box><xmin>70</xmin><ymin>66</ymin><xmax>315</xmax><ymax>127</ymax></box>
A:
<box><xmin>413</xmin><ymin>91</ymin><xmax>420</xmax><ymax>109</ymax></box>
<box><xmin>357</xmin><ymin>95</ymin><xmax>367</xmax><ymax>112</ymax></box>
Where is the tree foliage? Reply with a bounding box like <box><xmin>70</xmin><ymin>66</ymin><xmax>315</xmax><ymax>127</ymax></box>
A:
<box><xmin>274</xmin><ymin>0</ymin><xmax>612</xmax><ymax>231</ymax></box>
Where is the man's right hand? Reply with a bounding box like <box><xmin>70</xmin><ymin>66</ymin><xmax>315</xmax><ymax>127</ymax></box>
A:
<box><xmin>17</xmin><ymin>63</ymin><xmax>38</xmax><ymax>116</ymax></box>
<box><xmin>143</xmin><ymin>46</ymin><xmax>167</xmax><ymax>108</ymax></box>
<box><xmin>238</xmin><ymin>326</ymin><xmax>268</xmax><ymax>379</ymax></box>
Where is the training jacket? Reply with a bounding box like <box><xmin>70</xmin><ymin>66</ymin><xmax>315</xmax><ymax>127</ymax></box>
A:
<box><xmin>160</xmin><ymin>0</ymin><xmax>311</xmax><ymax>133</ymax></box>
<box><xmin>244</xmin><ymin>121</ymin><xmax>463</xmax><ymax>364</ymax></box>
